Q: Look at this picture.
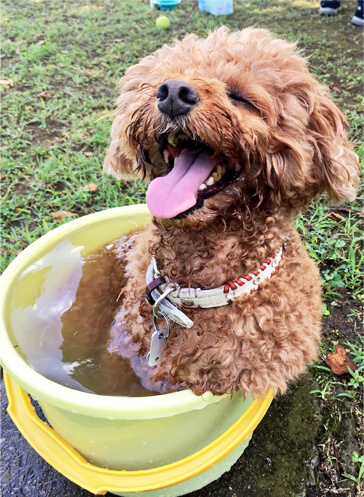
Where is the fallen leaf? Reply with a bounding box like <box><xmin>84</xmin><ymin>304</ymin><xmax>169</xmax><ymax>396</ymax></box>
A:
<box><xmin>83</xmin><ymin>151</ymin><xmax>94</xmax><ymax>156</ymax></box>
<box><xmin>330</xmin><ymin>212</ymin><xmax>345</xmax><ymax>221</ymax></box>
<box><xmin>83</xmin><ymin>182</ymin><xmax>98</xmax><ymax>192</ymax></box>
<box><xmin>37</xmin><ymin>40</ymin><xmax>46</xmax><ymax>45</ymax></box>
<box><xmin>333</xmin><ymin>86</ymin><xmax>341</xmax><ymax>93</ymax></box>
<box><xmin>85</xmin><ymin>69</ymin><xmax>99</xmax><ymax>78</ymax></box>
<box><xmin>37</xmin><ymin>91</ymin><xmax>53</xmax><ymax>98</ymax></box>
<box><xmin>325</xmin><ymin>344</ymin><xmax>357</xmax><ymax>375</ymax></box>
<box><xmin>324</xmin><ymin>206</ymin><xmax>363</xmax><ymax>219</ymax></box>
<box><xmin>7</xmin><ymin>249</ymin><xmax>21</xmax><ymax>256</ymax></box>
<box><xmin>7</xmin><ymin>249</ymin><xmax>13</xmax><ymax>254</ymax></box>
<box><xmin>59</xmin><ymin>132</ymin><xmax>69</xmax><ymax>142</ymax></box>
<box><xmin>0</xmin><ymin>79</ymin><xmax>13</xmax><ymax>87</ymax></box>
<box><xmin>114</xmin><ymin>38</ymin><xmax>123</xmax><ymax>42</ymax></box>
<box><xmin>0</xmin><ymin>173</ymin><xmax>6</xmax><ymax>180</ymax></box>
<box><xmin>51</xmin><ymin>210</ymin><xmax>76</xmax><ymax>221</ymax></box>
<box><xmin>79</xmin><ymin>132</ymin><xmax>88</xmax><ymax>138</ymax></box>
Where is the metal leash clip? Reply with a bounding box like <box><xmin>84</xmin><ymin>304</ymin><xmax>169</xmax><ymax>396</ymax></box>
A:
<box><xmin>146</xmin><ymin>288</ymin><xmax>174</xmax><ymax>367</ymax></box>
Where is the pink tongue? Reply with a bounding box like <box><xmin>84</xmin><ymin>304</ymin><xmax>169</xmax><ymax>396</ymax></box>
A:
<box><xmin>146</xmin><ymin>149</ymin><xmax>219</xmax><ymax>218</ymax></box>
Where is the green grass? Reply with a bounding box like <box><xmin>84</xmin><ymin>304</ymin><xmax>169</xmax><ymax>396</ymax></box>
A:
<box><xmin>343</xmin><ymin>451</ymin><xmax>364</xmax><ymax>486</ymax></box>
<box><xmin>296</xmin><ymin>199</ymin><xmax>363</xmax><ymax>298</ymax></box>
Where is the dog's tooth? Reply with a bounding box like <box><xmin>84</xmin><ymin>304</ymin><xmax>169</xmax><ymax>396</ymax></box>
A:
<box><xmin>163</xmin><ymin>149</ymin><xmax>170</xmax><ymax>164</ymax></box>
<box><xmin>213</xmin><ymin>169</ymin><xmax>224</xmax><ymax>182</ymax></box>
<box><xmin>206</xmin><ymin>176</ymin><xmax>215</xmax><ymax>186</ymax></box>
<box><xmin>198</xmin><ymin>183</ymin><xmax>207</xmax><ymax>191</ymax></box>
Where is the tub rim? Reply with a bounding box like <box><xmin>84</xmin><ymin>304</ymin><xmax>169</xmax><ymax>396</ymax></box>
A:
<box><xmin>0</xmin><ymin>205</ymin><xmax>235</xmax><ymax>419</ymax></box>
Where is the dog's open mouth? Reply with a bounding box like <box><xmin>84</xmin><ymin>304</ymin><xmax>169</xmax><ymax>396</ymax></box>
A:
<box><xmin>146</xmin><ymin>131</ymin><xmax>241</xmax><ymax>219</ymax></box>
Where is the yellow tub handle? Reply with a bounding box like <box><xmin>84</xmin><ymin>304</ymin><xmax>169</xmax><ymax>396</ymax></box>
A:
<box><xmin>5</xmin><ymin>372</ymin><xmax>273</xmax><ymax>495</ymax></box>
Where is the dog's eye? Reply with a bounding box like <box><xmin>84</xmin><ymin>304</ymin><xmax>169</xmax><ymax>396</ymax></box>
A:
<box><xmin>227</xmin><ymin>91</ymin><xmax>255</xmax><ymax>109</ymax></box>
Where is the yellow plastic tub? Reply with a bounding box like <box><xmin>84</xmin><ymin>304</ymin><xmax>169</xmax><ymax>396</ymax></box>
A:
<box><xmin>0</xmin><ymin>205</ymin><xmax>273</xmax><ymax>496</ymax></box>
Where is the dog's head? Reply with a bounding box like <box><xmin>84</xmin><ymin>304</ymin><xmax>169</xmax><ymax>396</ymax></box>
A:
<box><xmin>105</xmin><ymin>27</ymin><xmax>359</xmax><ymax>226</ymax></box>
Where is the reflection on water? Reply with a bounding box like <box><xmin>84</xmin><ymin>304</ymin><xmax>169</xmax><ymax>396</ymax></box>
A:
<box><xmin>10</xmin><ymin>235</ymin><xmax>169</xmax><ymax>396</ymax></box>
<box><xmin>11</xmin><ymin>239</ymin><xmax>89</xmax><ymax>391</ymax></box>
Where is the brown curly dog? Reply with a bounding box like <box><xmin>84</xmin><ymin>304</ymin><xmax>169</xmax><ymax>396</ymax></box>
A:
<box><xmin>103</xmin><ymin>27</ymin><xmax>359</xmax><ymax>398</ymax></box>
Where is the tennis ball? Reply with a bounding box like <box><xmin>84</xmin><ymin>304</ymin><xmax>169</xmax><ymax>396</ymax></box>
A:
<box><xmin>156</xmin><ymin>15</ymin><xmax>170</xmax><ymax>29</ymax></box>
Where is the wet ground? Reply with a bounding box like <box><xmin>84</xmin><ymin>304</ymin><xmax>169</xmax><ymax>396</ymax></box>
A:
<box><xmin>1</xmin><ymin>372</ymin><xmax>359</xmax><ymax>497</ymax></box>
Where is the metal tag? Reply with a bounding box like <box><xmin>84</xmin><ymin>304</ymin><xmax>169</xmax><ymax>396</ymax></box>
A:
<box><xmin>146</xmin><ymin>260</ymin><xmax>194</xmax><ymax>328</ymax></box>
<box><xmin>147</xmin><ymin>328</ymin><xmax>168</xmax><ymax>366</ymax></box>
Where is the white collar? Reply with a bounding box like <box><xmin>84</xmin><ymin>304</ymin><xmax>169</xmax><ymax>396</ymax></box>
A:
<box><xmin>145</xmin><ymin>246</ymin><xmax>284</xmax><ymax>329</ymax></box>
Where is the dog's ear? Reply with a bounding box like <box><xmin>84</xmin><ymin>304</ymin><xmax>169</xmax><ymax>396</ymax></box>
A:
<box><xmin>260</xmin><ymin>36</ymin><xmax>359</xmax><ymax>206</ymax></box>
<box><xmin>103</xmin><ymin>99</ymin><xmax>139</xmax><ymax>180</ymax></box>
<box><xmin>104</xmin><ymin>67</ymin><xmax>149</xmax><ymax>180</ymax></box>
<box><xmin>306</xmin><ymin>90</ymin><xmax>359</xmax><ymax>203</ymax></box>
<box><xmin>267</xmin><ymin>87</ymin><xmax>360</xmax><ymax>206</ymax></box>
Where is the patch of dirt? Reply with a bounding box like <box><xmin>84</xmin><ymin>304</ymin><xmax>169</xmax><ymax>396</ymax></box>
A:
<box><xmin>24</xmin><ymin>119</ymin><xmax>68</xmax><ymax>147</ymax></box>
<box><xmin>313</xmin><ymin>408</ymin><xmax>362</xmax><ymax>497</ymax></box>
<box><xmin>322</xmin><ymin>290</ymin><xmax>362</xmax><ymax>346</ymax></box>
<box><xmin>313</xmin><ymin>289</ymin><xmax>363</xmax><ymax>497</ymax></box>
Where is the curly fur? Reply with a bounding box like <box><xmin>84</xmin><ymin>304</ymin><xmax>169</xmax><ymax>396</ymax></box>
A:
<box><xmin>104</xmin><ymin>27</ymin><xmax>359</xmax><ymax>397</ymax></box>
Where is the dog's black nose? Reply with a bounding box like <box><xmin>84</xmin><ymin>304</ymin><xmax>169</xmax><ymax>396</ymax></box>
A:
<box><xmin>157</xmin><ymin>79</ymin><xmax>199</xmax><ymax>118</ymax></box>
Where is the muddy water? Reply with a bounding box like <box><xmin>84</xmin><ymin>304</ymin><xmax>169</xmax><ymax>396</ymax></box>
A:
<box><xmin>10</xmin><ymin>235</ymin><xmax>169</xmax><ymax>396</ymax></box>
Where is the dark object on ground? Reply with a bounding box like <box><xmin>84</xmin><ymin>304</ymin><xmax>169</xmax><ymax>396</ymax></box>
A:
<box><xmin>351</xmin><ymin>2</ymin><xmax>364</xmax><ymax>26</ymax></box>
<box><xmin>319</xmin><ymin>1</ymin><xmax>341</xmax><ymax>16</ymax></box>
<box><xmin>319</xmin><ymin>0</ymin><xmax>364</xmax><ymax>25</ymax></box>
